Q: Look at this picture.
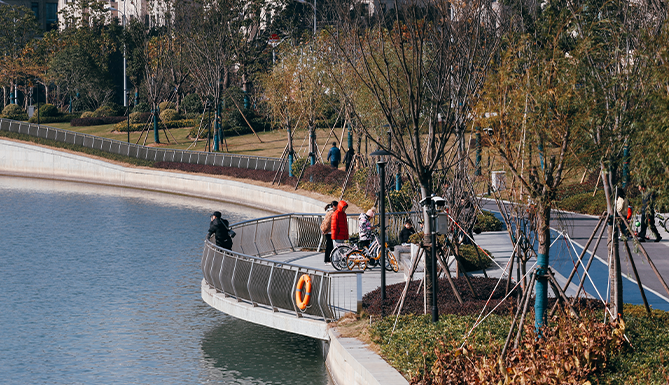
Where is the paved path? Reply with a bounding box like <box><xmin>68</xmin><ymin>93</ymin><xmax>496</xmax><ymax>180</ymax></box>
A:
<box><xmin>481</xmin><ymin>199</ymin><xmax>669</xmax><ymax>311</ymax></box>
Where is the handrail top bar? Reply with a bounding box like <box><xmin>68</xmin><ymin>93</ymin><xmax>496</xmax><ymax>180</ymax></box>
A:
<box><xmin>205</xmin><ymin>239</ymin><xmax>362</xmax><ymax>275</ymax></box>
<box><xmin>230</xmin><ymin>211</ymin><xmax>420</xmax><ymax>228</ymax></box>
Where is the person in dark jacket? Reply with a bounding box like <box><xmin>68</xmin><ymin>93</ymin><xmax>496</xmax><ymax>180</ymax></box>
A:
<box><xmin>344</xmin><ymin>147</ymin><xmax>355</xmax><ymax>172</ymax></box>
<box><xmin>327</xmin><ymin>142</ymin><xmax>341</xmax><ymax>168</ymax></box>
<box><xmin>208</xmin><ymin>211</ymin><xmax>233</xmax><ymax>249</ymax></box>
<box><xmin>399</xmin><ymin>220</ymin><xmax>416</xmax><ymax>244</ymax></box>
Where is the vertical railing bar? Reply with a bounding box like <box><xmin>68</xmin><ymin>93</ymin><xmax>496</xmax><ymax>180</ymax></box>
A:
<box><xmin>317</xmin><ymin>272</ymin><xmax>326</xmax><ymax>321</ymax></box>
<box><xmin>254</xmin><ymin>220</ymin><xmax>260</xmax><ymax>256</ymax></box>
<box><xmin>267</xmin><ymin>264</ymin><xmax>276</xmax><ymax>311</ymax></box>
<box><xmin>269</xmin><ymin>217</ymin><xmax>277</xmax><ymax>255</ymax></box>
<box><xmin>218</xmin><ymin>251</ymin><xmax>226</xmax><ymax>295</ymax></box>
<box><xmin>291</xmin><ymin>269</ymin><xmax>302</xmax><ymax>318</ymax></box>
<box><xmin>287</xmin><ymin>215</ymin><xmax>295</xmax><ymax>252</ymax></box>
<box><xmin>231</xmin><ymin>256</ymin><xmax>239</xmax><ymax>300</ymax></box>
<box><xmin>247</xmin><ymin>259</ymin><xmax>255</xmax><ymax>306</ymax></box>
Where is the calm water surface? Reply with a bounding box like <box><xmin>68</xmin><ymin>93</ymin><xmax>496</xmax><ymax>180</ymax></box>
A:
<box><xmin>0</xmin><ymin>176</ymin><xmax>331</xmax><ymax>385</ymax></box>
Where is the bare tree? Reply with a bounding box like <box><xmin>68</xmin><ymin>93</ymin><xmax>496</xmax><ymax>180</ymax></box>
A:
<box><xmin>327</xmin><ymin>0</ymin><xmax>502</xmax><ymax>313</ymax></box>
<box><xmin>569</xmin><ymin>0</ymin><xmax>666</xmax><ymax>318</ymax></box>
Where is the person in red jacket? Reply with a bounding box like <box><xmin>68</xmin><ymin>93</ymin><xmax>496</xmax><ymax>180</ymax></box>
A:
<box><xmin>331</xmin><ymin>200</ymin><xmax>349</xmax><ymax>246</ymax></box>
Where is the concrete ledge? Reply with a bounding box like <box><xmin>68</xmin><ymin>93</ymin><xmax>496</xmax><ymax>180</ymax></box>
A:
<box><xmin>325</xmin><ymin>328</ymin><xmax>409</xmax><ymax>385</ymax></box>
<box><xmin>0</xmin><ymin>139</ymin><xmax>326</xmax><ymax>213</ymax></box>
<box><xmin>201</xmin><ymin>279</ymin><xmax>330</xmax><ymax>340</ymax></box>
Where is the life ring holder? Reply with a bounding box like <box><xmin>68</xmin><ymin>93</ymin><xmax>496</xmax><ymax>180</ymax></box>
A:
<box><xmin>295</xmin><ymin>274</ymin><xmax>312</xmax><ymax>311</ymax></box>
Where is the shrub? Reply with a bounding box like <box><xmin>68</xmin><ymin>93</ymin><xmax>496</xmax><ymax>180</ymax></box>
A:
<box><xmin>28</xmin><ymin>114</ymin><xmax>78</xmax><ymax>124</ymax></box>
<box><xmin>80</xmin><ymin>111</ymin><xmax>95</xmax><ymax>118</ymax></box>
<box><xmin>159</xmin><ymin>108</ymin><xmax>180</xmax><ymax>122</ymax></box>
<box><xmin>130</xmin><ymin>112</ymin><xmax>151</xmax><ymax>124</ymax></box>
<box><xmin>2</xmin><ymin>104</ymin><xmax>26</xmax><ymax>120</ymax></box>
<box><xmin>133</xmin><ymin>102</ymin><xmax>150</xmax><ymax>113</ymax></box>
<box><xmin>92</xmin><ymin>105</ymin><xmax>115</xmax><ymax>117</ymax></box>
<box><xmin>473</xmin><ymin>210</ymin><xmax>504</xmax><ymax>233</ymax></box>
<box><xmin>558</xmin><ymin>190</ymin><xmax>607</xmax><ymax>215</ymax></box>
<box><xmin>291</xmin><ymin>157</ymin><xmax>310</xmax><ymax>176</ymax></box>
<box><xmin>158</xmin><ymin>101</ymin><xmax>175</xmax><ymax>111</ymax></box>
<box><xmin>36</xmin><ymin>104</ymin><xmax>59</xmax><ymax>117</ymax></box>
<box><xmin>181</xmin><ymin>94</ymin><xmax>202</xmax><ymax>114</ymax></box>
<box><xmin>70</xmin><ymin>116</ymin><xmax>127</xmax><ymax>127</ymax></box>
<box><xmin>457</xmin><ymin>244</ymin><xmax>493</xmax><ymax>271</ymax></box>
<box><xmin>114</xmin><ymin>118</ymin><xmax>195</xmax><ymax>132</ymax></box>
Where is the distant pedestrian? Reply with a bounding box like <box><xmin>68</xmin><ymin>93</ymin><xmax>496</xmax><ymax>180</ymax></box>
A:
<box><xmin>208</xmin><ymin>211</ymin><xmax>233</xmax><ymax>249</ymax></box>
<box><xmin>327</xmin><ymin>142</ymin><xmax>341</xmax><ymax>168</ymax></box>
<box><xmin>344</xmin><ymin>147</ymin><xmax>355</xmax><ymax>172</ymax></box>
<box><xmin>359</xmin><ymin>208</ymin><xmax>376</xmax><ymax>266</ymax></box>
<box><xmin>331</xmin><ymin>200</ymin><xmax>349</xmax><ymax>246</ymax></box>
<box><xmin>637</xmin><ymin>185</ymin><xmax>662</xmax><ymax>242</ymax></box>
<box><xmin>616</xmin><ymin>188</ymin><xmax>631</xmax><ymax>237</ymax></box>
<box><xmin>399</xmin><ymin>220</ymin><xmax>416</xmax><ymax>244</ymax></box>
<box><xmin>321</xmin><ymin>201</ymin><xmax>338</xmax><ymax>264</ymax></box>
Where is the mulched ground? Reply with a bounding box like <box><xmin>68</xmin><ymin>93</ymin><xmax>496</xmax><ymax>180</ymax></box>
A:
<box><xmin>362</xmin><ymin>276</ymin><xmax>605</xmax><ymax>317</ymax></box>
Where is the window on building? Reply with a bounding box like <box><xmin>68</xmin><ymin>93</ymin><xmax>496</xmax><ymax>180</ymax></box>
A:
<box><xmin>31</xmin><ymin>2</ymin><xmax>39</xmax><ymax>20</ymax></box>
<box><xmin>46</xmin><ymin>3</ymin><xmax>58</xmax><ymax>31</ymax></box>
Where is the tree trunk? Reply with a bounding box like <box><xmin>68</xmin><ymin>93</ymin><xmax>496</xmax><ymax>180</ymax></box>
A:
<box><xmin>534</xmin><ymin>201</ymin><xmax>551</xmax><ymax>332</ymax></box>
<box><xmin>601</xmin><ymin>165</ymin><xmax>623</xmax><ymax>319</ymax></box>
<box><xmin>420</xmin><ymin>179</ymin><xmax>434</xmax><ymax>312</ymax></box>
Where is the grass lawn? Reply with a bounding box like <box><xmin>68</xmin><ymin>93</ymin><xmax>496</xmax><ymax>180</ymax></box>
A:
<box><xmin>45</xmin><ymin>121</ymin><xmax>351</xmax><ymax>159</ymax></box>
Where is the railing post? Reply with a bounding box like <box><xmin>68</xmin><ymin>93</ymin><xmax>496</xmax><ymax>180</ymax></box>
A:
<box><xmin>317</xmin><ymin>273</ymin><xmax>326</xmax><ymax>321</ymax></box>
<box><xmin>356</xmin><ymin>272</ymin><xmax>363</xmax><ymax>314</ymax></box>
<box><xmin>247</xmin><ymin>259</ymin><xmax>256</xmax><ymax>306</ymax></box>
<box><xmin>291</xmin><ymin>270</ymin><xmax>302</xmax><ymax>318</ymax></box>
<box><xmin>218</xmin><ymin>251</ymin><xmax>227</xmax><ymax>296</ymax></box>
<box><xmin>267</xmin><ymin>264</ymin><xmax>277</xmax><ymax>311</ymax></box>
<box><xmin>269</xmin><ymin>217</ymin><xmax>277</xmax><ymax>255</ymax></box>
<box><xmin>287</xmin><ymin>215</ymin><xmax>295</xmax><ymax>252</ymax></box>
<box><xmin>231</xmin><ymin>256</ymin><xmax>240</xmax><ymax>301</ymax></box>
<box><xmin>254</xmin><ymin>220</ymin><xmax>260</xmax><ymax>256</ymax></box>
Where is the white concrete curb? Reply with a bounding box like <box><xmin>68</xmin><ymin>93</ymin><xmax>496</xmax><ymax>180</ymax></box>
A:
<box><xmin>0</xmin><ymin>139</ymin><xmax>325</xmax><ymax>213</ymax></box>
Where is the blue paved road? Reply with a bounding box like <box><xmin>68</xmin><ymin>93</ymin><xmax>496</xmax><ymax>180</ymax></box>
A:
<box><xmin>481</xmin><ymin>199</ymin><xmax>669</xmax><ymax>311</ymax></box>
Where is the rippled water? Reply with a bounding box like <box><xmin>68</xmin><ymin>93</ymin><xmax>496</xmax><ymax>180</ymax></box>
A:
<box><xmin>0</xmin><ymin>176</ymin><xmax>331</xmax><ymax>385</ymax></box>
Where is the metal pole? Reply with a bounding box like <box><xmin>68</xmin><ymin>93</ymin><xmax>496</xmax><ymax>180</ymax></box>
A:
<box><xmin>127</xmin><ymin>103</ymin><xmax>130</xmax><ymax>143</ymax></box>
<box><xmin>379</xmin><ymin>160</ymin><xmax>386</xmax><ymax>302</ymax></box>
<box><xmin>431</xmin><ymin>201</ymin><xmax>438</xmax><ymax>322</ymax></box>
<box><xmin>313</xmin><ymin>0</ymin><xmax>316</xmax><ymax>35</ymax></box>
<box><xmin>122</xmin><ymin>14</ymin><xmax>128</xmax><ymax>108</ymax></box>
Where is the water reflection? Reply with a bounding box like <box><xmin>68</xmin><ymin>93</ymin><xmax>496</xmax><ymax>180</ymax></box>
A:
<box><xmin>200</xmin><ymin>316</ymin><xmax>331</xmax><ymax>385</ymax></box>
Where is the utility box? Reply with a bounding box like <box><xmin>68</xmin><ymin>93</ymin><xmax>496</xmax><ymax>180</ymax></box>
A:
<box><xmin>492</xmin><ymin>171</ymin><xmax>506</xmax><ymax>191</ymax></box>
<box><xmin>28</xmin><ymin>105</ymin><xmax>36</xmax><ymax>118</ymax></box>
<box><xmin>435</xmin><ymin>213</ymin><xmax>450</xmax><ymax>234</ymax></box>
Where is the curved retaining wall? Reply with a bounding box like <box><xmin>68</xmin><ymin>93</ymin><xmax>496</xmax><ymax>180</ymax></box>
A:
<box><xmin>0</xmin><ymin>138</ymin><xmax>408</xmax><ymax>385</ymax></box>
<box><xmin>0</xmin><ymin>139</ymin><xmax>324</xmax><ymax>213</ymax></box>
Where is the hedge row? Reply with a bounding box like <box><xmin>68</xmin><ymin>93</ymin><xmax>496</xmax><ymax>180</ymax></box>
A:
<box><xmin>28</xmin><ymin>114</ymin><xmax>79</xmax><ymax>124</ymax></box>
<box><xmin>71</xmin><ymin>116</ymin><xmax>128</xmax><ymax>127</ymax></box>
<box><xmin>114</xmin><ymin>119</ymin><xmax>196</xmax><ymax>132</ymax></box>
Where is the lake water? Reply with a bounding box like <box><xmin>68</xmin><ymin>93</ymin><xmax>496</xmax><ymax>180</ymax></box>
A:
<box><xmin>0</xmin><ymin>176</ymin><xmax>331</xmax><ymax>385</ymax></box>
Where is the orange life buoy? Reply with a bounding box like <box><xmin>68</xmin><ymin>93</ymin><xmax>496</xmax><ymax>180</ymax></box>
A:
<box><xmin>295</xmin><ymin>274</ymin><xmax>312</xmax><ymax>310</ymax></box>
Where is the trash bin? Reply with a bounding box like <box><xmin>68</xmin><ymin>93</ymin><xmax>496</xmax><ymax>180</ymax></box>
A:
<box><xmin>28</xmin><ymin>105</ymin><xmax>35</xmax><ymax>118</ymax></box>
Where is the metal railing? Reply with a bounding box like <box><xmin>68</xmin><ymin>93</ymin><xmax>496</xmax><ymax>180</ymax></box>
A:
<box><xmin>201</xmin><ymin>212</ymin><xmax>421</xmax><ymax>322</ymax></box>
<box><xmin>202</xmin><ymin>240</ymin><xmax>363</xmax><ymax>321</ymax></box>
<box><xmin>0</xmin><ymin>118</ymin><xmax>286</xmax><ymax>172</ymax></box>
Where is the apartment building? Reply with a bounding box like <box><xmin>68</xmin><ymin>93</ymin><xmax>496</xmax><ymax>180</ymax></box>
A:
<box><xmin>3</xmin><ymin>0</ymin><xmax>60</xmax><ymax>31</ymax></box>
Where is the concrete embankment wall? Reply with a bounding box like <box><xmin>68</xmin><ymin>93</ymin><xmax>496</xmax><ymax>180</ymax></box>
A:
<box><xmin>0</xmin><ymin>139</ymin><xmax>408</xmax><ymax>385</ymax></box>
<box><xmin>0</xmin><ymin>139</ymin><xmax>325</xmax><ymax>214</ymax></box>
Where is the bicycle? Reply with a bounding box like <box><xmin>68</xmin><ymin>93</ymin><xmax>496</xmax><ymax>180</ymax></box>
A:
<box><xmin>330</xmin><ymin>241</ymin><xmax>353</xmax><ymax>271</ymax></box>
<box><xmin>346</xmin><ymin>232</ymin><xmax>399</xmax><ymax>272</ymax></box>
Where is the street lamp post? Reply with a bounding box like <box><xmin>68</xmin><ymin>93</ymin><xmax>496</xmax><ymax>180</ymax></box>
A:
<box><xmin>370</xmin><ymin>148</ymin><xmax>392</xmax><ymax>303</ymax></box>
<box><xmin>109</xmin><ymin>6</ymin><xmax>128</xmax><ymax>108</ymax></box>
